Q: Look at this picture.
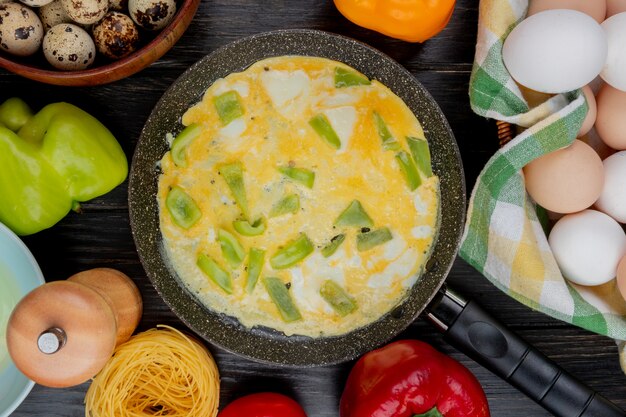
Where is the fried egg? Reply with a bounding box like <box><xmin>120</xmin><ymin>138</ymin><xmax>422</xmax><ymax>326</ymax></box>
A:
<box><xmin>157</xmin><ymin>56</ymin><xmax>440</xmax><ymax>337</ymax></box>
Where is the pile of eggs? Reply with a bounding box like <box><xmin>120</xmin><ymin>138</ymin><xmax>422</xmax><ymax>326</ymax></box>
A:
<box><xmin>502</xmin><ymin>0</ymin><xmax>626</xmax><ymax>299</ymax></box>
<box><xmin>0</xmin><ymin>0</ymin><xmax>176</xmax><ymax>70</ymax></box>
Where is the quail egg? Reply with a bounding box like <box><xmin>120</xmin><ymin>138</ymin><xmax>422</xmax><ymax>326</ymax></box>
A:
<box><xmin>92</xmin><ymin>11</ymin><xmax>139</xmax><ymax>59</ymax></box>
<box><xmin>38</xmin><ymin>0</ymin><xmax>70</xmax><ymax>30</ymax></box>
<box><xmin>61</xmin><ymin>0</ymin><xmax>106</xmax><ymax>24</ymax></box>
<box><xmin>0</xmin><ymin>2</ymin><xmax>43</xmax><ymax>56</ymax></box>
<box><xmin>42</xmin><ymin>23</ymin><xmax>95</xmax><ymax>70</ymax></box>
<box><xmin>128</xmin><ymin>0</ymin><xmax>175</xmax><ymax>31</ymax></box>
<box><xmin>107</xmin><ymin>0</ymin><xmax>126</xmax><ymax>11</ymax></box>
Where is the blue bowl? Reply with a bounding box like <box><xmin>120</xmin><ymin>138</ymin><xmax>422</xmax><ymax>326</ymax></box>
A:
<box><xmin>0</xmin><ymin>222</ymin><xmax>45</xmax><ymax>417</ymax></box>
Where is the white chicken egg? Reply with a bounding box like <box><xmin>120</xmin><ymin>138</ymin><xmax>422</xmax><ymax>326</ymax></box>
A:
<box><xmin>502</xmin><ymin>9</ymin><xmax>607</xmax><ymax>93</ymax></box>
<box><xmin>595</xmin><ymin>152</ymin><xmax>626</xmax><ymax>223</ymax></box>
<box><xmin>548</xmin><ymin>209</ymin><xmax>626</xmax><ymax>286</ymax></box>
<box><xmin>600</xmin><ymin>12</ymin><xmax>626</xmax><ymax>92</ymax></box>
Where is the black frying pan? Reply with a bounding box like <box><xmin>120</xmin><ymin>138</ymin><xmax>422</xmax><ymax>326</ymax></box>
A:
<box><xmin>128</xmin><ymin>30</ymin><xmax>624</xmax><ymax>417</ymax></box>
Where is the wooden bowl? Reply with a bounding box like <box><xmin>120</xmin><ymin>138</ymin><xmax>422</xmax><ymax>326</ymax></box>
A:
<box><xmin>0</xmin><ymin>0</ymin><xmax>200</xmax><ymax>86</ymax></box>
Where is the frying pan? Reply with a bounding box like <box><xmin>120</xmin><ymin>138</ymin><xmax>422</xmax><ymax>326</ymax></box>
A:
<box><xmin>129</xmin><ymin>30</ymin><xmax>624</xmax><ymax>417</ymax></box>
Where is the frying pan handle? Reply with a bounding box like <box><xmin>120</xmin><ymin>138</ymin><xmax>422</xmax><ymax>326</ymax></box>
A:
<box><xmin>425</xmin><ymin>287</ymin><xmax>625</xmax><ymax>417</ymax></box>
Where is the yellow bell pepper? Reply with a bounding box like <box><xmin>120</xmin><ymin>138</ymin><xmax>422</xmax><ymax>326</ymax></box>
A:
<box><xmin>334</xmin><ymin>0</ymin><xmax>456</xmax><ymax>43</ymax></box>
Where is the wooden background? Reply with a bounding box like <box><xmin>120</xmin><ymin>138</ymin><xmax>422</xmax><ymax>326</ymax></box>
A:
<box><xmin>3</xmin><ymin>1</ymin><xmax>626</xmax><ymax>416</ymax></box>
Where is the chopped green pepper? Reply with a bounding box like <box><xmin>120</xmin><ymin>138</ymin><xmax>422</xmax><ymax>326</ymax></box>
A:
<box><xmin>171</xmin><ymin>123</ymin><xmax>202</xmax><ymax>168</ymax></box>
<box><xmin>166</xmin><ymin>186</ymin><xmax>202</xmax><ymax>229</ymax></box>
<box><xmin>407</xmin><ymin>136</ymin><xmax>433</xmax><ymax>177</ymax></box>
<box><xmin>263</xmin><ymin>277</ymin><xmax>302</xmax><ymax>322</ymax></box>
<box><xmin>320</xmin><ymin>280</ymin><xmax>357</xmax><ymax>316</ymax></box>
<box><xmin>269</xmin><ymin>194</ymin><xmax>300</xmax><ymax>218</ymax></box>
<box><xmin>233</xmin><ymin>217</ymin><xmax>266</xmax><ymax>236</ymax></box>
<box><xmin>335</xmin><ymin>200</ymin><xmax>374</xmax><ymax>228</ymax></box>
<box><xmin>309</xmin><ymin>114</ymin><xmax>341</xmax><ymax>149</ymax></box>
<box><xmin>321</xmin><ymin>234</ymin><xmax>346</xmax><ymax>258</ymax></box>
<box><xmin>278</xmin><ymin>166</ymin><xmax>315</xmax><ymax>189</ymax></box>
<box><xmin>218</xmin><ymin>229</ymin><xmax>246</xmax><ymax>268</ymax></box>
<box><xmin>0</xmin><ymin>98</ymin><xmax>128</xmax><ymax>236</ymax></box>
<box><xmin>219</xmin><ymin>161</ymin><xmax>249</xmax><ymax>219</ymax></box>
<box><xmin>357</xmin><ymin>227</ymin><xmax>393</xmax><ymax>252</ymax></box>
<box><xmin>334</xmin><ymin>67</ymin><xmax>371</xmax><ymax>88</ymax></box>
<box><xmin>197</xmin><ymin>253</ymin><xmax>233</xmax><ymax>294</ymax></box>
<box><xmin>245</xmin><ymin>248</ymin><xmax>265</xmax><ymax>294</ymax></box>
<box><xmin>373</xmin><ymin>112</ymin><xmax>401</xmax><ymax>151</ymax></box>
<box><xmin>214</xmin><ymin>90</ymin><xmax>244</xmax><ymax>125</ymax></box>
<box><xmin>270</xmin><ymin>234</ymin><xmax>314</xmax><ymax>269</ymax></box>
<box><xmin>395</xmin><ymin>151</ymin><xmax>422</xmax><ymax>190</ymax></box>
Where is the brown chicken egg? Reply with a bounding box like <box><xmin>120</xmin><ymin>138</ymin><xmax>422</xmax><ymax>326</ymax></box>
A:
<box><xmin>92</xmin><ymin>11</ymin><xmax>139</xmax><ymax>59</ymax></box>
<box><xmin>596</xmin><ymin>84</ymin><xmax>626</xmax><ymax>150</ymax></box>
<box><xmin>128</xmin><ymin>0</ymin><xmax>175</xmax><ymax>30</ymax></box>
<box><xmin>527</xmin><ymin>0</ymin><xmax>607</xmax><ymax>23</ymax></box>
<box><xmin>0</xmin><ymin>2</ymin><xmax>43</xmax><ymax>56</ymax></box>
<box><xmin>523</xmin><ymin>139</ymin><xmax>604</xmax><ymax>213</ymax></box>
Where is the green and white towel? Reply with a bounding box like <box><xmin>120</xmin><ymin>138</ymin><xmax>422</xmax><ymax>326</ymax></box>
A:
<box><xmin>461</xmin><ymin>0</ymin><xmax>626</xmax><ymax>357</ymax></box>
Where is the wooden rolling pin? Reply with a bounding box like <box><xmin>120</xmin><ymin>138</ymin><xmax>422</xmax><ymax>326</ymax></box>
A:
<box><xmin>6</xmin><ymin>268</ymin><xmax>142</xmax><ymax>388</ymax></box>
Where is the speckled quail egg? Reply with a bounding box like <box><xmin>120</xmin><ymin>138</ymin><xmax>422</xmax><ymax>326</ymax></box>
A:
<box><xmin>107</xmin><ymin>0</ymin><xmax>126</xmax><ymax>11</ymax></box>
<box><xmin>61</xmin><ymin>0</ymin><xmax>106</xmax><ymax>24</ymax></box>
<box><xmin>128</xmin><ymin>0</ymin><xmax>175</xmax><ymax>31</ymax></box>
<box><xmin>92</xmin><ymin>11</ymin><xmax>139</xmax><ymax>59</ymax></box>
<box><xmin>0</xmin><ymin>2</ymin><xmax>43</xmax><ymax>56</ymax></box>
<box><xmin>43</xmin><ymin>23</ymin><xmax>95</xmax><ymax>70</ymax></box>
<box><xmin>38</xmin><ymin>0</ymin><xmax>70</xmax><ymax>30</ymax></box>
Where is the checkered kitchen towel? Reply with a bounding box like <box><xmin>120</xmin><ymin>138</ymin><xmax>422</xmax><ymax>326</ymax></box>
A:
<box><xmin>460</xmin><ymin>0</ymin><xmax>626</xmax><ymax>346</ymax></box>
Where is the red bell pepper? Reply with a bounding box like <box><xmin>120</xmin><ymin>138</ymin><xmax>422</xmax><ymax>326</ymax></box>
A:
<box><xmin>340</xmin><ymin>340</ymin><xmax>490</xmax><ymax>417</ymax></box>
<box><xmin>219</xmin><ymin>392</ymin><xmax>307</xmax><ymax>417</ymax></box>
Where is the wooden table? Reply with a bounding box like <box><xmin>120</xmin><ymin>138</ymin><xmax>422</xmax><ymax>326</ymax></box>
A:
<box><xmin>4</xmin><ymin>1</ymin><xmax>626</xmax><ymax>416</ymax></box>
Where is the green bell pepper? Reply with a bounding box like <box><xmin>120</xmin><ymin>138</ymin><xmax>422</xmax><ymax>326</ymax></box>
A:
<box><xmin>357</xmin><ymin>227</ymin><xmax>393</xmax><ymax>251</ymax></box>
<box><xmin>197</xmin><ymin>253</ymin><xmax>233</xmax><ymax>294</ymax></box>
<box><xmin>218</xmin><ymin>229</ymin><xmax>246</xmax><ymax>268</ymax></box>
<box><xmin>320</xmin><ymin>280</ymin><xmax>357</xmax><ymax>316</ymax></box>
<box><xmin>373</xmin><ymin>111</ymin><xmax>401</xmax><ymax>151</ymax></box>
<box><xmin>309</xmin><ymin>113</ymin><xmax>341</xmax><ymax>149</ymax></box>
<box><xmin>335</xmin><ymin>200</ymin><xmax>374</xmax><ymax>228</ymax></box>
<box><xmin>245</xmin><ymin>247</ymin><xmax>265</xmax><ymax>294</ymax></box>
<box><xmin>263</xmin><ymin>277</ymin><xmax>302</xmax><ymax>322</ymax></box>
<box><xmin>0</xmin><ymin>98</ymin><xmax>127</xmax><ymax>235</ymax></box>
<box><xmin>334</xmin><ymin>67</ymin><xmax>371</xmax><ymax>88</ymax></box>
<box><xmin>278</xmin><ymin>166</ymin><xmax>315</xmax><ymax>189</ymax></box>
<box><xmin>270</xmin><ymin>234</ymin><xmax>314</xmax><ymax>269</ymax></box>
<box><xmin>269</xmin><ymin>194</ymin><xmax>300</xmax><ymax>218</ymax></box>
<box><xmin>321</xmin><ymin>234</ymin><xmax>346</xmax><ymax>258</ymax></box>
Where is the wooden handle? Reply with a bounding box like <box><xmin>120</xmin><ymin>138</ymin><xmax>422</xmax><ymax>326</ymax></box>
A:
<box><xmin>7</xmin><ymin>281</ymin><xmax>117</xmax><ymax>388</ymax></box>
<box><xmin>68</xmin><ymin>268</ymin><xmax>143</xmax><ymax>346</ymax></box>
<box><xmin>497</xmin><ymin>120</ymin><xmax>514</xmax><ymax>147</ymax></box>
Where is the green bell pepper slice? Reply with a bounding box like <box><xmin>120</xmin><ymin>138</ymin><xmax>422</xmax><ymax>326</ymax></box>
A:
<box><xmin>373</xmin><ymin>112</ymin><xmax>401</xmax><ymax>151</ymax></box>
<box><xmin>269</xmin><ymin>194</ymin><xmax>300</xmax><ymax>218</ymax></box>
<box><xmin>395</xmin><ymin>151</ymin><xmax>422</xmax><ymax>191</ymax></box>
<box><xmin>270</xmin><ymin>234</ymin><xmax>314</xmax><ymax>269</ymax></box>
<box><xmin>0</xmin><ymin>98</ymin><xmax>127</xmax><ymax>236</ymax></box>
<box><xmin>245</xmin><ymin>248</ymin><xmax>265</xmax><ymax>294</ymax></box>
<box><xmin>263</xmin><ymin>277</ymin><xmax>302</xmax><ymax>322</ymax></box>
<box><xmin>214</xmin><ymin>90</ymin><xmax>244</xmax><ymax>126</ymax></box>
<box><xmin>233</xmin><ymin>217</ymin><xmax>267</xmax><ymax>236</ymax></box>
<box><xmin>320</xmin><ymin>280</ymin><xmax>357</xmax><ymax>316</ymax></box>
<box><xmin>407</xmin><ymin>136</ymin><xmax>433</xmax><ymax>178</ymax></box>
<box><xmin>335</xmin><ymin>200</ymin><xmax>374</xmax><ymax>228</ymax></box>
<box><xmin>357</xmin><ymin>227</ymin><xmax>393</xmax><ymax>252</ymax></box>
<box><xmin>219</xmin><ymin>161</ymin><xmax>249</xmax><ymax>219</ymax></box>
<box><xmin>197</xmin><ymin>253</ymin><xmax>233</xmax><ymax>294</ymax></box>
<box><xmin>321</xmin><ymin>234</ymin><xmax>346</xmax><ymax>258</ymax></box>
<box><xmin>278</xmin><ymin>166</ymin><xmax>315</xmax><ymax>189</ymax></box>
<box><xmin>309</xmin><ymin>114</ymin><xmax>341</xmax><ymax>149</ymax></box>
<box><xmin>166</xmin><ymin>186</ymin><xmax>202</xmax><ymax>229</ymax></box>
<box><xmin>218</xmin><ymin>229</ymin><xmax>246</xmax><ymax>268</ymax></box>
<box><xmin>171</xmin><ymin>123</ymin><xmax>202</xmax><ymax>168</ymax></box>
<box><xmin>334</xmin><ymin>67</ymin><xmax>371</xmax><ymax>88</ymax></box>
